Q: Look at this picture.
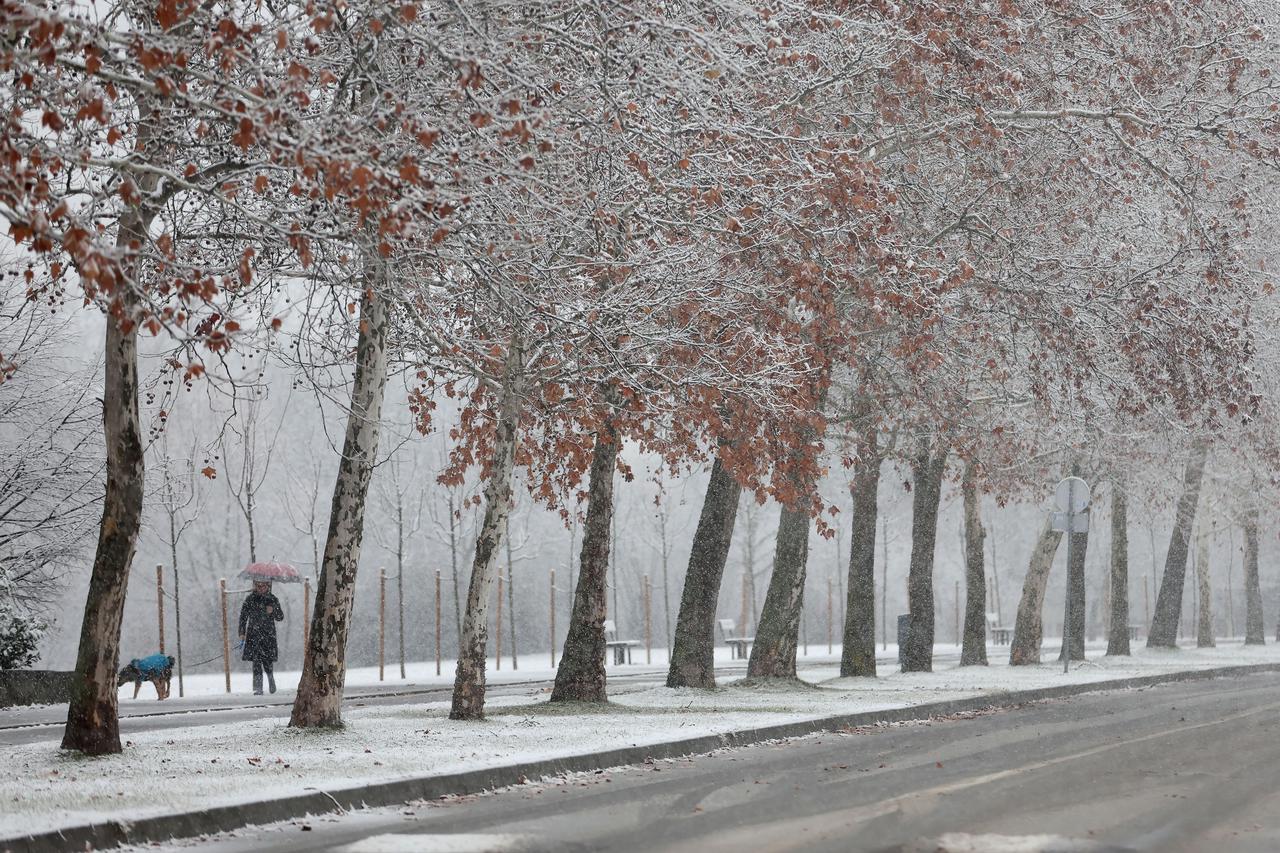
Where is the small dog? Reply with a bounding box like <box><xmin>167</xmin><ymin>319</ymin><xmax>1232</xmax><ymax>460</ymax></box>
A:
<box><xmin>117</xmin><ymin>654</ymin><xmax>176</xmax><ymax>700</ymax></box>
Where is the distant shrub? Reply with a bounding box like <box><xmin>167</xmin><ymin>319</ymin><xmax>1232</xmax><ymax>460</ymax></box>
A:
<box><xmin>0</xmin><ymin>605</ymin><xmax>46</xmax><ymax>669</ymax></box>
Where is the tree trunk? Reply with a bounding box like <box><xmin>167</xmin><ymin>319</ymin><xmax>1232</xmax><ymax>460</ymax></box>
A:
<box><xmin>1010</xmin><ymin>520</ymin><xmax>1065</xmax><ymax>665</ymax></box>
<box><xmin>741</xmin><ymin>500</ymin><xmax>762</xmax><ymax>632</ymax></box>
<box><xmin>506</xmin><ymin>535</ymin><xmax>518</xmax><ymax>669</ymax></box>
<box><xmin>901</xmin><ymin>445</ymin><xmax>947</xmax><ymax>673</ymax></box>
<box><xmin>551</xmin><ymin>396</ymin><xmax>620</xmax><ymax>703</ymax></box>
<box><xmin>449</xmin><ymin>342</ymin><xmax>524</xmax><ymax>720</ymax></box>
<box><xmin>840</xmin><ymin>422</ymin><xmax>880</xmax><ymax>677</ymax></box>
<box><xmin>288</xmin><ymin>282</ymin><xmax>389</xmax><ymax>729</ymax></box>
<box><xmin>448</xmin><ymin>492</ymin><xmax>463</xmax><ymax>650</ymax></box>
<box><xmin>246</xmin><ymin>496</ymin><xmax>257</xmax><ymax>563</ymax></box>
<box><xmin>61</xmin><ymin>289</ymin><xmax>145</xmax><ymax>755</ymax></box>
<box><xmin>748</xmin><ymin>408</ymin><xmax>829</xmax><ymax>680</ymax></box>
<box><xmin>667</xmin><ymin>452</ymin><xmax>741</xmax><ymax>688</ymax></box>
<box><xmin>1196</xmin><ymin>523</ymin><xmax>1214</xmax><ymax>648</ymax></box>
<box><xmin>397</xmin><ymin>506</ymin><xmax>406</xmax><ymax>679</ymax></box>
<box><xmin>746</xmin><ymin>502</ymin><xmax>810</xmax><ymax>679</ymax></box>
<box><xmin>610</xmin><ymin>500</ymin><xmax>621</xmax><ymax>633</ymax></box>
<box><xmin>1057</xmin><ymin>529</ymin><xmax>1089</xmax><ymax>662</ymax></box>
<box><xmin>61</xmin><ymin>171</ymin><xmax>158</xmax><ymax>754</ymax></box>
<box><xmin>1147</xmin><ymin>438</ymin><xmax>1211</xmax><ymax>648</ymax></box>
<box><xmin>171</xmin><ymin>520</ymin><xmax>185</xmax><ymax>697</ymax></box>
<box><xmin>1106</xmin><ymin>481</ymin><xmax>1131</xmax><ymax>656</ymax></box>
<box><xmin>1244</xmin><ymin>507</ymin><xmax>1264</xmax><ymax>644</ymax></box>
<box><xmin>960</xmin><ymin>462</ymin><xmax>987</xmax><ymax>666</ymax></box>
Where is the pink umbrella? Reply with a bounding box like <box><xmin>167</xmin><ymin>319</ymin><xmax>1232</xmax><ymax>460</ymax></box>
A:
<box><xmin>238</xmin><ymin>561</ymin><xmax>303</xmax><ymax>584</ymax></box>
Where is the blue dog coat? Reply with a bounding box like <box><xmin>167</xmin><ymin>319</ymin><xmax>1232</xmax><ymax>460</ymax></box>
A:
<box><xmin>132</xmin><ymin>654</ymin><xmax>171</xmax><ymax>677</ymax></box>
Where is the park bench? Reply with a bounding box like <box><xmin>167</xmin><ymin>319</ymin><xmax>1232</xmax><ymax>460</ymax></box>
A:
<box><xmin>988</xmin><ymin>613</ymin><xmax>1013</xmax><ymax>645</ymax></box>
<box><xmin>717</xmin><ymin>618</ymin><xmax>754</xmax><ymax>660</ymax></box>
<box><xmin>1127</xmin><ymin>624</ymin><xmax>1141</xmax><ymax>641</ymax></box>
<box><xmin>603</xmin><ymin>620</ymin><xmax>640</xmax><ymax>665</ymax></box>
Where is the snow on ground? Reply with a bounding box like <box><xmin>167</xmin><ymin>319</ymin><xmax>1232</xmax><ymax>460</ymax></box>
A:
<box><xmin>143</xmin><ymin>644</ymin><xmax>694</xmax><ymax>701</ymax></box>
<box><xmin>5</xmin><ymin>640</ymin><xmax>1280</xmax><ymax>840</ymax></box>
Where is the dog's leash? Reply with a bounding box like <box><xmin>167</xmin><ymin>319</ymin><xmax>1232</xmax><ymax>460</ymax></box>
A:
<box><xmin>182</xmin><ymin>640</ymin><xmax>243</xmax><ymax>670</ymax></box>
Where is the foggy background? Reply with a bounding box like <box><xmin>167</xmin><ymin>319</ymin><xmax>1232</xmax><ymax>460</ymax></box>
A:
<box><xmin>16</xmin><ymin>304</ymin><xmax>1268</xmax><ymax>677</ymax></box>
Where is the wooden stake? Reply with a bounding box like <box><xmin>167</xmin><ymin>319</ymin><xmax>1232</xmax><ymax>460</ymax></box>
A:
<box><xmin>378</xmin><ymin>568</ymin><xmax>386</xmax><ymax>682</ymax></box>
<box><xmin>644</xmin><ymin>574</ymin><xmax>652</xmax><ymax>664</ymax></box>
<box><xmin>550</xmin><ymin>568</ymin><xmax>556</xmax><ymax>668</ymax></box>
<box><xmin>434</xmin><ymin>570</ymin><xmax>442</xmax><ymax>676</ymax></box>
<box><xmin>156</xmin><ymin>564</ymin><xmax>166</xmax><ymax>654</ymax></box>
<box><xmin>219</xmin><ymin>578</ymin><xmax>230</xmax><ymax>694</ymax></box>
<box><xmin>740</xmin><ymin>573</ymin><xmax>749</xmax><ymax>637</ymax></box>
<box><xmin>496</xmin><ymin>573</ymin><xmax>504</xmax><ymax>671</ymax></box>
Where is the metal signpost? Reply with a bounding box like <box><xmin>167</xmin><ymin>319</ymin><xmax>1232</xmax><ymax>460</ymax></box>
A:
<box><xmin>1051</xmin><ymin>476</ymin><xmax>1091</xmax><ymax>674</ymax></box>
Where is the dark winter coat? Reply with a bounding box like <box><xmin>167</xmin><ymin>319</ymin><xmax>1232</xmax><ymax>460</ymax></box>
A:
<box><xmin>239</xmin><ymin>591</ymin><xmax>283</xmax><ymax>663</ymax></box>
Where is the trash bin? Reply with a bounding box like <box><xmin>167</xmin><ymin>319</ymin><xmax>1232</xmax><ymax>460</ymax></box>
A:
<box><xmin>897</xmin><ymin>614</ymin><xmax>911</xmax><ymax>666</ymax></box>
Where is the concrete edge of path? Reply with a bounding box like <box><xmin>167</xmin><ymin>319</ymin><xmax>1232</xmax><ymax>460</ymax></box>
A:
<box><xmin>0</xmin><ymin>666</ymin><xmax>749</xmax><ymax>732</ymax></box>
<box><xmin>6</xmin><ymin>660</ymin><xmax>1280</xmax><ymax>853</ymax></box>
<box><xmin>0</xmin><ymin>678</ymin><xmax>565</xmax><ymax>732</ymax></box>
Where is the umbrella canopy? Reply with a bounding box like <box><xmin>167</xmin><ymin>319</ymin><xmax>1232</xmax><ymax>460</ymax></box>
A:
<box><xmin>238</xmin><ymin>561</ymin><xmax>303</xmax><ymax>584</ymax></box>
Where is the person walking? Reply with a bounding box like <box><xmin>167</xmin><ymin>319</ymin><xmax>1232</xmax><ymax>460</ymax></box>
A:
<box><xmin>239</xmin><ymin>580</ymin><xmax>284</xmax><ymax>695</ymax></box>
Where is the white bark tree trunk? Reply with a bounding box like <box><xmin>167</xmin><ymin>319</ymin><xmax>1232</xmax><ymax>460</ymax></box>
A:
<box><xmin>1106</xmin><ymin>481</ymin><xmax>1131</xmax><ymax>656</ymax></box>
<box><xmin>1010</xmin><ymin>519</ymin><xmax>1065</xmax><ymax>666</ymax></box>
<box><xmin>450</xmin><ymin>340</ymin><xmax>524</xmax><ymax>720</ymax></box>
<box><xmin>1196</xmin><ymin>521</ymin><xmax>1214</xmax><ymax>647</ymax></box>
<box><xmin>62</xmin><ymin>118</ymin><xmax>158</xmax><ymax>754</ymax></box>
<box><xmin>290</xmin><ymin>275</ymin><xmax>390</xmax><ymax>729</ymax></box>
<box><xmin>61</xmin><ymin>282</ymin><xmax>145</xmax><ymax>755</ymax></box>
<box><xmin>1244</xmin><ymin>507</ymin><xmax>1264</xmax><ymax>645</ymax></box>
<box><xmin>960</xmin><ymin>461</ymin><xmax>988</xmax><ymax>666</ymax></box>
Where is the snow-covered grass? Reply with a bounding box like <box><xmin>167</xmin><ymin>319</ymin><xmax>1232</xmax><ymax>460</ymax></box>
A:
<box><xmin>5</xmin><ymin>640</ymin><xmax>1280</xmax><ymax>841</ymax></box>
<box><xmin>149</xmin><ymin>649</ymin><xmax>682</xmax><ymax>700</ymax></box>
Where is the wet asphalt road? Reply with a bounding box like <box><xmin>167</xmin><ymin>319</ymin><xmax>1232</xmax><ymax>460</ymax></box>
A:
<box><xmin>144</xmin><ymin>673</ymin><xmax>1280</xmax><ymax>853</ymax></box>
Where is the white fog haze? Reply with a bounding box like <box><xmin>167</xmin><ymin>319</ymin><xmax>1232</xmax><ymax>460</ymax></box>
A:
<box><xmin>7</xmin><ymin>1</ymin><xmax>1280</xmax><ymax>851</ymax></box>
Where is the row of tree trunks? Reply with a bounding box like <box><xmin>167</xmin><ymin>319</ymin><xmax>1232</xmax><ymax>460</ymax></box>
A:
<box><xmin>1106</xmin><ymin>481</ymin><xmax>1131</xmax><ymax>656</ymax></box>
<box><xmin>1244</xmin><ymin>507</ymin><xmax>1265</xmax><ymax>645</ymax></box>
<box><xmin>289</xmin><ymin>281</ymin><xmax>390</xmax><ymax>728</ymax></box>
<box><xmin>449</xmin><ymin>340</ymin><xmax>525</xmax><ymax>720</ymax></box>
<box><xmin>901</xmin><ymin>444</ymin><xmax>948</xmax><ymax>673</ymax></box>
<box><xmin>959</xmin><ymin>462</ymin><xmax>987</xmax><ymax>667</ymax></box>
<box><xmin>1147</xmin><ymin>438</ymin><xmax>1211</xmax><ymax>648</ymax></box>
<box><xmin>1010</xmin><ymin>520</ymin><xmax>1064</xmax><ymax>666</ymax></box>
<box><xmin>551</xmin><ymin>388</ymin><xmax>621</xmax><ymax>703</ymax></box>
<box><xmin>840</xmin><ymin>419</ymin><xmax>881</xmax><ymax>678</ymax></box>
<box><xmin>667</xmin><ymin>451</ymin><xmax>742</xmax><ymax>688</ymax></box>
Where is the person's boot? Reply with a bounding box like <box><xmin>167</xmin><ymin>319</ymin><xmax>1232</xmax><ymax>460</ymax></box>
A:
<box><xmin>252</xmin><ymin>666</ymin><xmax>263</xmax><ymax>696</ymax></box>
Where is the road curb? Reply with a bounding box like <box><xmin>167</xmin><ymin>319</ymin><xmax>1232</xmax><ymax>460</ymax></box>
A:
<box><xmin>6</xmin><ymin>661</ymin><xmax>1280</xmax><ymax>853</ymax></box>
